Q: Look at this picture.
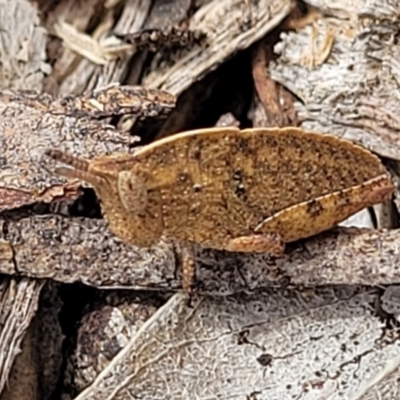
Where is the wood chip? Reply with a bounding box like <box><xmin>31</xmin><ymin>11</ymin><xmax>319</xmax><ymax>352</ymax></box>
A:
<box><xmin>0</xmin><ymin>85</ymin><xmax>174</xmax><ymax>210</ymax></box>
<box><xmin>2</xmin><ymin>215</ymin><xmax>400</xmax><ymax>295</ymax></box>
<box><xmin>269</xmin><ymin>4</ymin><xmax>400</xmax><ymax>161</ymax></box>
<box><xmin>0</xmin><ymin>278</ymin><xmax>45</xmax><ymax>395</ymax></box>
<box><xmin>144</xmin><ymin>0</ymin><xmax>294</xmax><ymax>95</ymax></box>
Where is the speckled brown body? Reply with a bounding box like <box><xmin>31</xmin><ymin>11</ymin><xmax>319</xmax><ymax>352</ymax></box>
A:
<box><xmin>46</xmin><ymin>127</ymin><xmax>394</xmax><ymax>294</ymax></box>
<box><xmin>113</xmin><ymin>127</ymin><xmax>393</xmax><ymax>247</ymax></box>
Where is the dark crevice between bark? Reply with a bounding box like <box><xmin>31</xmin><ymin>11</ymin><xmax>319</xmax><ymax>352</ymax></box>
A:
<box><xmin>51</xmin><ymin>286</ymin><xmax>168</xmax><ymax>399</ymax></box>
<box><xmin>134</xmin><ymin>49</ymin><xmax>254</xmax><ymax>144</ymax></box>
<box><xmin>0</xmin><ymin>188</ymin><xmax>102</xmax><ymax>221</ymax></box>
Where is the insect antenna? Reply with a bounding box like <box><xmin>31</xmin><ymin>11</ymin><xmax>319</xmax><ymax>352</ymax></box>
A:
<box><xmin>45</xmin><ymin>149</ymin><xmax>103</xmax><ymax>186</ymax></box>
<box><xmin>45</xmin><ymin>149</ymin><xmax>90</xmax><ymax>171</ymax></box>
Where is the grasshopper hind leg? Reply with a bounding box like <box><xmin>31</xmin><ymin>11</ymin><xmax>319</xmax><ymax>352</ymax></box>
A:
<box><xmin>225</xmin><ymin>233</ymin><xmax>285</xmax><ymax>255</ymax></box>
<box><xmin>177</xmin><ymin>242</ymin><xmax>196</xmax><ymax>304</ymax></box>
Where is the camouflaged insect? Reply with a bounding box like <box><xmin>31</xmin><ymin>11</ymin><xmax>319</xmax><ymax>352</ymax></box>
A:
<box><xmin>46</xmin><ymin>127</ymin><xmax>394</xmax><ymax>295</ymax></box>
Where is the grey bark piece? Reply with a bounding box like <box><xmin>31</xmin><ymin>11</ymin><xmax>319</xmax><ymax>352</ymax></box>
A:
<box><xmin>45</xmin><ymin>0</ymin><xmax>122</xmax><ymax>94</ymax></box>
<box><xmin>196</xmin><ymin>227</ymin><xmax>400</xmax><ymax>295</ymax></box>
<box><xmin>304</xmin><ymin>0</ymin><xmax>399</xmax><ymax>18</ymax></box>
<box><xmin>0</xmin><ymin>1</ymin><xmax>51</xmax><ymax>396</ymax></box>
<box><xmin>0</xmin><ymin>216</ymin><xmax>178</xmax><ymax>290</ymax></box>
<box><xmin>144</xmin><ymin>0</ymin><xmax>192</xmax><ymax>28</ymax></box>
<box><xmin>72</xmin><ymin>289</ymin><xmax>400</xmax><ymax>400</ymax></box>
<box><xmin>2</xmin><ymin>215</ymin><xmax>400</xmax><ymax>295</ymax></box>
<box><xmin>0</xmin><ymin>278</ymin><xmax>45</xmax><ymax>396</ymax></box>
<box><xmin>57</xmin><ymin>0</ymin><xmax>152</xmax><ymax>93</ymax></box>
<box><xmin>380</xmin><ymin>285</ymin><xmax>400</xmax><ymax>317</ymax></box>
<box><xmin>144</xmin><ymin>0</ymin><xmax>294</xmax><ymax>95</ymax></box>
<box><xmin>94</xmin><ymin>0</ymin><xmax>151</xmax><ymax>88</ymax></box>
<box><xmin>268</xmin><ymin>3</ymin><xmax>400</xmax><ymax>161</ymax></box>
<box><xmin>0</xmin><ymin>0</ymin><xmax>51</xmax><ymax>91</ymax></box>
<box><xmin>0</xmin><ymin>85</ymin><xmax>174</xmax><ymax>211</ymax></box>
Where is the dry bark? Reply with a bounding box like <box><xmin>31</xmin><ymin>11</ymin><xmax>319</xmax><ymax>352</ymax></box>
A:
<box><xmin>142</xmin><ymin>0</ymin><xmax>294</xmax><ymax>95</ymax></box>
<box><xmin>0</xmin><ymin>278</ymin><xmax>45</xmax><ymax>397</ymax></box>
<box><xmin>1</xmin><ymin>215</ymin><xmax>400</xmax><ymax>295</ymax></box>
<box><xmin>269</xmin><ymin>1</ymin><xmax>400</xmax><ymax>162</ymax></box>
<box><xmin>0</xmin><ymin>0</ymin><xmax>50</xmax><ymax>91</ymax></box>
<box><xmin>71</xmin><ymin>292</ymin><xmax>163</xmax><ymax>391</ymax></box>
<box><xmin>0</xmin><ymin>85</ymin><xmax>174</xmax><ymax>212</ymax></box>
<box><xmin>0</xmin><ymin>0</ymin><xmax>53</xmax><ymax>396</ymax></box>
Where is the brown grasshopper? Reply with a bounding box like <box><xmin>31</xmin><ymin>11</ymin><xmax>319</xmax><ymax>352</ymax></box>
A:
<box><xmin>45</xmin><ymin>127</ymin><xmax>394</xmax><ymax>295</ymax></box>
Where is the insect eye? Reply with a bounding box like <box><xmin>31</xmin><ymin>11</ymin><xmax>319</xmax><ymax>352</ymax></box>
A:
<box><xmin>117</xmin><ymin>171</ymin><xmax>148</xmax><ymax>214</ymax></box>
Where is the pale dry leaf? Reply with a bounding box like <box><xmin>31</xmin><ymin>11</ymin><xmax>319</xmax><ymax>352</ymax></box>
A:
<box><xmin>72</xmin><ymin>288</ymin><xmax>400</xmax><ymax>399</ymax></box>
<box><xmin>351</xmin><ymin>354</ymin><xmax>400</xmax><ymax>400</ymax></box>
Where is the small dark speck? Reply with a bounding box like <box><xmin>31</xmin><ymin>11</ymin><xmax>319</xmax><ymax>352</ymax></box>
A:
<box><xmin>235</xmin><ymin>183</ymin><xmax>246</xmax><ymax>200</ymax></box>
<box><xmin>193</xmin><ymin>183</ymin><xmax>202</xmax><ymax>193</ymax></box>
<box><xmin>233</xmin><ymin>169</ymin><xmax>242</xmax><ymax>180</ymax></box>
<box><xmin>306</xmin><ymin>199</ymin><xmax>324</xmax><ymax>217</ymax></box>
<box><xmin>179</xmin><ymin>173</ymin><xmax>188</xmax><ymax>182</ymax></box>
<box><xmin>192</xmin><ymin>149</ymin><xmax>201</xmax><ymax>160</ymax></box>
<box><xmin>256</xmin><ymin>353</ymin><xmax>273</xmax><ymax>367</ymax></box>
